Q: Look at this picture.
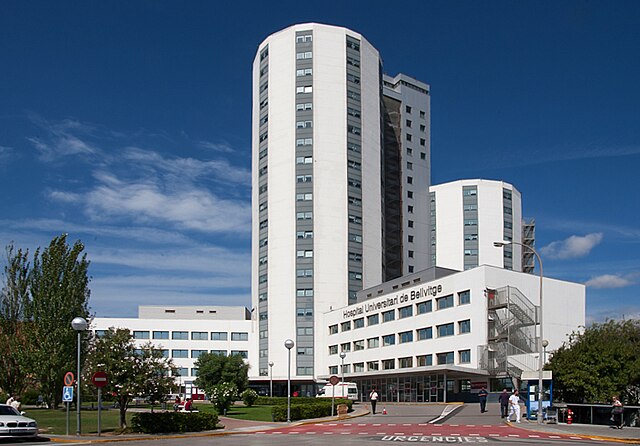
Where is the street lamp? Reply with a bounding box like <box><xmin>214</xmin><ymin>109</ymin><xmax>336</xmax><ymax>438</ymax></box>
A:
<box><xmin>339</xmin><ymin>351</ymin><xmax>346</xmax><ymax>395</ymax></box>
<box><xmin>542</xmin><ymin>339</ymin><xmax>549</xmax><ymax>364</ymax></box>
<box><xmin>71</xmin><ymin>317</ymin><xmax>87</xmax><ymax>436</ymax></box>
<box><xmin>284</xmin><ymin>339</ymin><xmax>294</xmax><ymax>423</ymax></box>
<box><xmin>494</xmin><ymin>240</ymin><xmax>544</xmax><ymax>424</ymax></box>
<box><xmin>268</xmin><ymin>361</ymin><xmax>274</xmax><ymax>397</ymax></box>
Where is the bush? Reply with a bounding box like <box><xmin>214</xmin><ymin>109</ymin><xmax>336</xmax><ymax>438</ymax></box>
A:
<box><xmin>21</xmin><ymin>389</ymin><xmax>40</xmax><ymax>405</ymax></box>
<box><xmin>241</xmin><ymin>389</ymin><xmax>258</xmax><ymax>407</ymax></box>
<box><xmin>270</xmin><ymin>398</ymin><xmax>352</xmax><ymax>421</ymax></box>
<box><xmin>210</xmin><ymin>382</ymin><xmax>238</xmax><ymax>413</ymax></box>
<box><xmin>131</xmin><ymin>411</ymin><xmax>219</xmax><ymax>433</ymax></box>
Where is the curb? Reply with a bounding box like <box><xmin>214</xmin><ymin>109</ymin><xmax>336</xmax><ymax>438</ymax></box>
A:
<box><xmin>506</xmin><ymin>421</ymin><xmax>640</xmax><ymax>444</ymax></box>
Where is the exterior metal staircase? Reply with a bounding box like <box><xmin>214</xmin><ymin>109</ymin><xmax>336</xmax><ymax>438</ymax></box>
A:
<box><xmin>479</xmin><ymin>286</ymin><xmax>539</xmax><ymax>383</ymax></box>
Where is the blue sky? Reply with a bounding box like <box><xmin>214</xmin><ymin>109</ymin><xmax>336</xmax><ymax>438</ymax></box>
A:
<box><xmin>1</xmin><ymin>1</ymin><xmax>638</xmax><ymax>323</ymax></box>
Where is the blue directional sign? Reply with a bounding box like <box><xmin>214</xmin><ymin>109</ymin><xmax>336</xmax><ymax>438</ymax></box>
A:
<box><xmin>62</xmin><ymin>386</ymin><xmax>74</xmax><ymax>402</ymax></box>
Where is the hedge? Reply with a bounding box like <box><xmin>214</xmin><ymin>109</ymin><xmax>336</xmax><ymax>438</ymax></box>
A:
<box><xmin>131</xmin><ymin>411</ymin><xmax>219</xmax><ymax>433</ymax></box>
<box><xmin>269</xmin><ymin>398</ymin><xmax>353</xmax><ymax>422</ymax></box>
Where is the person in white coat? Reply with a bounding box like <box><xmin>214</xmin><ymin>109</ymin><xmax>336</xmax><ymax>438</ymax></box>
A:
<box><xmin>508</xmin><ymin>389</ymin><xmax>521</xmax><ymax>423</ymax></box>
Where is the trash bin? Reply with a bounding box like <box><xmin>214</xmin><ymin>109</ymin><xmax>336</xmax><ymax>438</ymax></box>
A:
<box><xmin>337</xmin><ymin>404</ymin><xmax>348</xmax><ymax>417</ymax></box>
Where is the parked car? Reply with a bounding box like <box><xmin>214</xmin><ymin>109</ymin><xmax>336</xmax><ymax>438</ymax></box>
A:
<box><xmin>0</xmin><ymin>404</ymin><xmax>38</xmax><ymax>438</ymax></box>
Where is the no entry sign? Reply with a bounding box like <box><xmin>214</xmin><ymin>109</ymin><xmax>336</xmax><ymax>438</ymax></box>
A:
<box><xmin>92</xmin><ymin>371</ymin><xmax>108</xmax><ymax>388</ymax></box>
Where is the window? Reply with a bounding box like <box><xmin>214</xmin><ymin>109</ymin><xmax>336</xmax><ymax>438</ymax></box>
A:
<box><xmin>349</xmin><ymin>233</ymin><xmax>362</xmax><ymax>243</ymax></box>
<box><xmin>296</xmin><ymin>138</ymin><xmax>313</xmax><ymax>146</ymax></box>
<box><xmin>298</xmin><ymin>327</ymin><xmax>313</xmax><ymax>336</ymax></box>
<box><xmin>296</xmin><ymin>155</ymin><xmax>313</xmax><ymax>164</ymax></box>
<box><xmin>348</xmin><ymin>196</ymin><xmax>362</xmax><ymax>206</ymax></box>
<box><xmin>211</xmin><ymin>332</ymin><xmax>228</xmax><ymax>341</ymax></box>
<box><xmin>354</xmin><ymin>318</ymin><xmax>364</xmax><ymax>329</ymax></box>
<box><xmin>464</xmin><ymin>219</ymin><xmax>478</xmax><ymax>226</ymax></box>
<box><xmin>463</xmin><ymin>188</ymin><xmax>477</xmax><ymax>196</ymax></box>
<box><xmin>296</xmin><ymin>103</ymin><xmax>313</xmax><ymax>111</ymax></box>
<box><xmin>382</xmin><ymin>310</ymin><xmax>395</xmax><ymax>322</ymax></box>
<box><xmin>341</xmin><ymin>321</ymin><xmax>351</xmax><ymax>332</ymax></box>
<box><xmin>174</xmin><ymin>367</ymin><xmax>188</xmax><ymax>377</ymax></box>
<box><xmin>297</xmin><ymin>367</ymin><xmax>313</xmax><ymax>375</ymax></box>
<box><xmin>347</xmin><ymin>107</ymin><xmax>361</xmax><ymax>118</ymax></box>
<box><xmin>296</xmin><ymin>288</ymin><xmax>313</xmax><ymax>297</ymax></box>
<box><xmin>347</xmin><ymin>73</ymin><xmax>360</xmax><ymax>84</ymax></box>
<box><xmin>382</xmin><ymin>359</ymin><xmax>395</xmax><ymax>370</ymax></box>
<box><xmin>399</xmin><ymin>331</ymin><xmax>413</xmax><ymax>343</ymax></box>
<box><xmin>349</xmin><ymin>252</ymin><xmax>362</xmax><ymax>262</ymax></box>
<box><xmin>348</xmin><ymin>271</ymin><xmax>362</xmax><ymax>280</ymax></box>
<box><xmin>420</xmin><ymin>138</ymin><xmax>426</xmax><ymax>146</ymax></box>
<box><xmin>346</xmin><ymin>55</ymin><xmax>360</xmax><ymax>67</ymax></box>
<box><xmin>348</xmin><ymin>178</ymin><xmax>361</xmax><ymax>188</ymax></box>
<box><xmin>231</xmin><ymin>332</ymin><xmax>248</xmax><ymax>341</ymax></box>
<box><xmin>408</xmin><ymin>265</ymin><xmax>414</xmax><ymax>273</ymax></box>
<box><xmin>296</xmin><ymin>85</ymin><xmax>313</xmax><ymax>94</ymax></box>
<box><xmin>367</xmin><ymin>337</ymin><xmax>379</xmax><ymax>348</ymax></box>
<box><xmin>160</xmin><ymin>349</ymin><xmax>169</xmax><ymax>358</ymax></box>
<box><xmin>296</xmin><ymin>230</ymin><xmax>313</xmax><ymax>239</ymax></box>
<box><xmin>420</xmin><ymin>152</ymin><xmax>426</xmax><ymax>160</ymax></box>
<box><xmin>417</xmin><ymin>354</ymin><xmax>432</xmax><ymax>367</ymax></box>
<box><xmin>437</xmin><ymin>323</ymin><xmax>455</xmax><ymax>337</ymax></box>
<box><xmin>297</xmin><ymin>308</ymin><xmax>313</xmax><ymax>317</ymax></box>
<box><xmin>172</xmin><ymin>331</ymin><xmax>188</xmax><ymax>340</ymax></box>
<box><xmin>260</xmin><ymin>330</ymin><xmax>268</xmax><ymax>338</ymax></box>
<box><xmin>133</xmin><ymin>331</ymin><xmax>149</xmax><ymax>339</ymax></box>
<box><xmin>231</xmin><ymin>350</ymin><xmax>248</xmax><ymax>359</ymax></box>
<box><xmin>259</xmin><ymin>293</ymin><xmax>267</xmax><ymax>302</ymax></box>
<box><xmin>367</xmin><ymin>361</ymin><xmax>379</xmax><ymax>371</ymax></box>
<box><xmin>296</xmin><ymin>193</ymin><xmax>313</xmax><ymax>201</ymax></box>
<box><xmin>296</xmin><ymin>174</ymin><xmax>312</xmax><ymax>183</ymax></box>
<box><xmin>172</xmin><ymin>349</ymin><xmax>188</xmax><ymax>358</ymax></box>
<box><xmin>341</xmin><ymin>342</ymin><xmax>351</xmax><ymax>352</ymax></box>
<box><xmin>296</xmin><ymin>68</ymin><xmax>313</xmax><ymax>76</ymax></box>
<box><xmin>296</xmin><ymin>34</ymin><xmax>312</xmax><ymax>43</ymax></box>
<box><xmin>297</xmin><ymin>347</ymin><xmax>313</xmax><ymax>355</ymax></box>
<box><xmin>191</xmin><ymin>350</ymin><xmax>208</xmax><ymax>359</ymax></box>
<box><xmin>94</xmin><ymin>330</ymin><xmax>106</xmax><ymax>338</ymax></box>
<box><xmin>382</xmin><ymin>334</ymin><xmax>396</xmax><ymax>346</ymax></box>
<box><xmin>354</xmin><ymin>362</ymin><xmax>365</xmax><ymax>373</ymax></box>
<box><xmin>399</xmin><ymin>357</ymin><xmax>413</xmax><ymax>368</ymax></box>
<box><xmin>459</xmin><ymin>349</ymin><xmax>471</xmax><ymax>363</ymax></box>
<box><xmin>406</xmin><ymin>119</ymin><xmax>412</xmax><ymax>127</ymax></box>
<box><xmin>191</xmin><ymin>331</ymin><xmax>208</xmax><ymax>340</ymax></box>
<box><xmin>329</xmin><ymin>365</ymin><xmax>338</xmax><ymax>375</ymax></box>
<box><xmin>399</xmin><ymin>305</ymin><xmax>413</xmax><ymax>319</ymax></box>
<box><xmin>329</xmin><ymin>324</ymin><xmax>338</xmax><ymax>335</ymax></box>
<box><xmin>296</xmin><ymin>51</ymin><xmax>312</xmax><ymax>59</ymax></box>
<box><xmin>211</xmin><ymin>350</ymin><xmax>227</xmax><ymax>356</ymax></box>
<box><xmin>296</xmin><ymin>268</ymin><xmax>313</xmax><ymax>277</ymax></box>
<box><xmin>406</xmin><ymin>133</ymin><xmax>412</xmax><ymax>142</ymax></box>
<box><xmin>406</xmin><ymin>105</ymin><xmax>412</xmax><ymax>113</ymax></box>
<box><xmin>153</xmin><ymin>331</ymin><xmax>169</xmax><ymax>340</ymax></box>
<box><xmin>408</xmin><ymin>219</ymin><xmax>414</xmax><ymax>228</ymax></box>
<box><xmin>329</xmin><ymin>345</ymin><xmax>338</xmax><ymax>355</ymax></box>
<box><xmin>354</xmin><ymin>340</ymin><xmax>365</xmax><ymax>351</ymax></box>
<box><xmin>408</xmin><ymin>235</ymin><xmax>414</xmax><ymax>243</ymax></box>
<box><xmin>437</xmin><ymin>294</ymin><xmax>454</xmax><ymax>310</ymax></box>
<box><xmin>296</xmin><ymin>211</ymin><xmax>313</xmax><ymax>220</ymax></box>
<box><xmin>367</xmin><ymin>314</ymin><xmax>379</xmax><ymax>326</ymax></box>
<box><xmin>417</xmin><ymin>327</ymin><xmax>433</xmax><ymax>340</ymax></box>
<box><xmin>458</xmin><ymin>319</ymin><xmax>471</xmax><ymax>334</ymax></box>
<box><xmin>420</xmin><ymin>110</ymin><xmax>425</xmax><ymax>118</ymax></box>
<box><xmin>296</xmin><ymin>250</ymin><xmax>313</xmax><ymax>258</ymax></box>
<box><xmin>407</xmin><ymin>191</ymin><xmax>413</xmax><ymax>199</ymax></box>
<box><xmin>437</xmin><ymin>351</ymin><xmax>454</xmax><ymax>365</ymax></box>
<box><xmin>408</xmin><ymin>250</ymin><xmax>414</xmax><ymax>258</ymax></box>
<box><xmin>348</xmin><ymin>214</ymin><xmax>362</xmax><ymax>225</ymax></box>
<box><xmin>420</xmin><ymin>124</ymin><xmax>426</xmax><ymax>132</ymax></box>
<box><xmin>346</xmin><ymin>40</ymin><xmax>360</xmax><ymax>51</ymax></box>
<box><xmin>459</xmin><ymin>290</ymin><xmax>471</xmax><ymax>305</ymax></box>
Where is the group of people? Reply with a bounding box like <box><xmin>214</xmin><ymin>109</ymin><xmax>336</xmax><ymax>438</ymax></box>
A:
<box><xmin>5</xmin><ymin>395</ymin><xmax>21</xmax><ymax>411</ymax></box>
<box><xmin>173</xmin><ymin>396</ymin><xmax>194</xmax><ymax>412</ymax></box>
<box><xmin>479</xmin><ymin>387</ymin><xmax>524</xmax><ymax>423</ymax></box>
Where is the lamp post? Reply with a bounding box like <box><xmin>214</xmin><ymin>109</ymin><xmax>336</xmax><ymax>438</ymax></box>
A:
<box><xmin>542</xmin><ymin>339</ymin><xmax>549</xmax><ymax>364</ymax></box>
<box><xmin>494</xmin><ymin>240</ymin><xmax>544</xmax><ymax>424</ymax></box>
<box><xmin>71</xmin><ymin>317</ymin><xmax>88</xmax><ymax>436</ymax></box>
<box><xmin>284</xmin><ymin>339</ymin><xmax>294</xmax><ymax>423</ymax></box>
<box><xmin>268</xmin><ymin>361</ymin><xmax>274</xmax><ymax>397</ymax></box>
<box><xmin>339</xmin><ymin>351</ymin><xmax>346</xmax><ymax>397</ymax></box>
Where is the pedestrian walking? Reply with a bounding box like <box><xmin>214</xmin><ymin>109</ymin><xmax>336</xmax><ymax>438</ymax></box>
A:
<box><xmin>498</xmin><ymin>388</ymin><xmax>510</xmax><ymax>418</ymax></box>
<box><xmin>611</xmin><ymin>395</ymin><xmax>624</xmax><ymax>429</ymax></box>
<box><xmin>508</xmin><ymin>389</ymin><xmax>521</xmax><ymax>423</ymax></box>
<box><xmin>369</xmin><ymin>388</ymin><xmax>379</xmax><ymax>414</ymax></box>
<box><xmin>478</xmin><ymin>387</ymin><xmax>488</xmax><ymax>413</ymax></box>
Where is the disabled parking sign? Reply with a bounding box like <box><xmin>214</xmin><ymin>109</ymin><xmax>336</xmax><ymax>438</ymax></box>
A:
<box><xmin>62</xmin><ymin>386</ymin><xmax>74</xmax><ymax>402</ymax></box>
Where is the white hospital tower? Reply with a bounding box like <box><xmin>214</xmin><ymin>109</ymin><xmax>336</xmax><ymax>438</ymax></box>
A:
<box><xmin>94</xmin><ymin>23</ymin><xmax>584</xmax><ymax>402</ymax></box>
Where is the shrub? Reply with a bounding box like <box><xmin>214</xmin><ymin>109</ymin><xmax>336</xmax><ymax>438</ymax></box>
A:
<box><xmin>21</xmin><ymin>389</ymin><xmax>40</xmax><ymax>405</ymax></box>
<box><xmin>241</xmin><ymin>389</ymin><xmax>258</xmax><ymax>407</ymax></box>
<box><xmin>210</xmin><ymin>382</ymin><xmax>238</xmax><ymax>413</ymax></box>
<box><xmin>271</xmin><ymin>398</ymin><xmax>352</xmax><ymax>421</ymax></box>
<box><xmin>131</xmin><ymin>411</ymin><xmax>219</xmax><ymax>433</ymax></box>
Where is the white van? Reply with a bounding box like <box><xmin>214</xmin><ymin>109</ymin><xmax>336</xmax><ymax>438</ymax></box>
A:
<box><xmin>316</xmin><ymin>382</ymin><xmax>359</xmax><ymax>400</ymax></box>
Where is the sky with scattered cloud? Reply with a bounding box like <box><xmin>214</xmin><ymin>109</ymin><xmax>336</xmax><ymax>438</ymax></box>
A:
<box><xmin>1</xmin><ymin>1</ymin><xmax>639</xmax><ymax>323</ymax></box>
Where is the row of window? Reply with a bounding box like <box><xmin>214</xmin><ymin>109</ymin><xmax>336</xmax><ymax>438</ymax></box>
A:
<box><xmin>167</xmin><ymin>349</ymin><xmax>248</xmax><ymax>359</ymax></box>
<box><xmin>121</xmin><ymin>330</ymin><xmax>249</xmax><ymax>341</ymax></box>
<box><xmin>328</xmin><ymin>349</ymin><xmax>471</xmax><ymax>374</ymax></box>
<box><xmin>329</xmin><ymin>290</ymin><xmax>470</xmax><ymax>334</ymax></box>
<box><xmin>328</xmin><ymin>319</ymin><xmax>470</xmax><ymax>353</ymax></box>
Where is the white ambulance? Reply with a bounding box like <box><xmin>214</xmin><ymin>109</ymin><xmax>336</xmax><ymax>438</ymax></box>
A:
<box><xmin>316</xmin><ymin>382</ymin><xmax>359</xmax><ymax>400</ymax></box>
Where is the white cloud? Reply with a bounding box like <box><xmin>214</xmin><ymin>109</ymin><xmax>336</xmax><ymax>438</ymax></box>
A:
<box><xmin>541</xmin><ymin>233</ymin><xmax>603</xmax><ymax>260</ymax></box>
<box><xmin>47</xmin><ymin>190</ymin><xmax>81</xmax><ymax>203</ymax></box>
<box><xmin>197</xmin><ymin>140</ymin><xmax>235</xmax><ymax>153</ymax></box>
<box><xmin>585</xmin><ymin>273</ymin><xmax>637</xmax><ymax>289</ymax></box>
<box><xmin>0</xmin><ymin>145</ymin><xmax>13</xmax><ymax>162</ymax></box>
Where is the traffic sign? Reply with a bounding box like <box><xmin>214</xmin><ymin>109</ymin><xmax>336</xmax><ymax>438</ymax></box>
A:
<box><xmin>62</xmin><ymin>386</ymin><xmax>74</xmax><ymax>402</ymax></box>
<box><xmin>92</xmin><ymin>371</ymin><xmax>108</xmax><ymax>388</ymax></box>
<box><xmin>63</xmin><ymin>371</ymin><xmax>74</xmax><ymax>387</ymax></box>
<box><xmin>329</xmin><ymin>375</ymin><xmax>340</xmax><ymax>386</ymax></box>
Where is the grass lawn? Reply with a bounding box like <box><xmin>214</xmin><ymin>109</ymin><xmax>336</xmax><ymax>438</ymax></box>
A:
<box><xmin>26</xmin><ymin>407</ymin><xmax>134</xmax><ymax>435</ymax></box>
<box><xmin>223</xmin><ymin>405</ymin><xmax>274</xmax><ymax>422</ymax></box>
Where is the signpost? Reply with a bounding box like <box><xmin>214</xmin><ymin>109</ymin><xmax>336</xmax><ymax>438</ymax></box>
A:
<box><xmin>92</xmin><ymin>372</ymin><xmax>108</xmax><ymax>437</ymax></box>
<box><xmin>62</xmin><ymin>373</ymin><xmax>74</xmax><ymax>436</ymax></box>
<box><xmin>329</xmin><ymin>375</ymin><xmax>339</xmax><ymax>416</ymax></box>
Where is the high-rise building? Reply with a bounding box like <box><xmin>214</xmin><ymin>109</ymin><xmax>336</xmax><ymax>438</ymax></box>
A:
<box><xmin>429</xmin><ymin>180</ymin><xmax>523</xmax><ymax>272</ymax></box>
<box><xmin>251</xmin><ymin>23</ymin><xmax>430</xmax><ymax>385</ymax></box>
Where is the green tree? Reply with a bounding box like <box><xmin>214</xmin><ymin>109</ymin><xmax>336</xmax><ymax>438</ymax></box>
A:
<box><xmin>0</xmin><ymin>244</ymin><xmax>31</xmax><ymax>397</ymax></box>
<box><xmin>194</xmin><ymin>353</ymin><xmax>249</xmax><ymax>396</ymax></box>
<box><xmin>83</xmin><ymin>328</ymin><xmax>177</xmax><ymax>428</ymax></box>
<box><xmin>548</xmin><ymin>319</ymin><xmax>640</xmax><ymax>404</ymax></box>
<box><xmin>23</xmin><ymin>234</ymin><xmax>92</xmax><ymax>408</ymax></box>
